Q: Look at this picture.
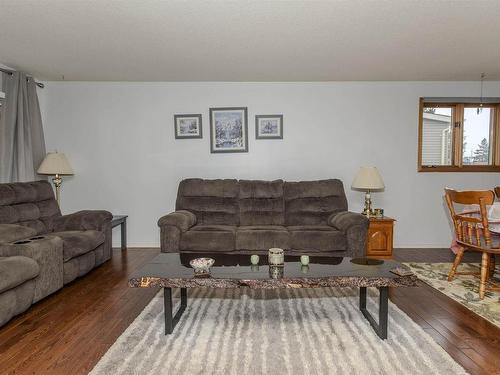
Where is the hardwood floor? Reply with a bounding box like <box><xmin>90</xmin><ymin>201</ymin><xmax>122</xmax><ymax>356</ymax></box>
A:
<box><xmin>0</xmin><ymin>248</ymin><xmax>160</xmax><ymax>375</ymax></box>
<box><xmin>0</xmin><ymin>248</ymin><xmax>498</xmax><ymax>374</ymax></box>
<box><xmin>392</xmin><ymin>249</ymin><xmax>500</xmax><ymax>375</ymax></box>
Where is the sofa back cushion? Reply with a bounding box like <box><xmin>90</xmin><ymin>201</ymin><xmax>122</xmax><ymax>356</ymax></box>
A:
<box><xmin>239</xmin><ymin>180</ymin><xmax>284</xmax><ymax>225</ymax></box>
<box><xmin>284</xmin><ymin>179</ymin><xmax>347</xmax><ymax>225</ymax></box>
<box><xmin>0</xmin><ymin>181</ymin><xmax>61</xmax><ymax>235</ymax></box>
<box><xmin>176</xmin><ymin>178</ymin><xmax>240</xmax><ymax>225</ymax></box>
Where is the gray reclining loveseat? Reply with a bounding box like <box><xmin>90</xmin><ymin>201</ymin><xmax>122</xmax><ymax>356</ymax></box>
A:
<box><xmin>0</xmin><ymin>180</ymin><xmax>111</xmax><ymax>327</ymax></box>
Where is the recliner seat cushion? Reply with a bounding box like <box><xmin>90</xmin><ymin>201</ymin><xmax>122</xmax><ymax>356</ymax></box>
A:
<box><xmin>0</xmin><ymin>256</ymin><xmax>39</xmax><ymax>293</ymax></box>
<box><xmin>51</xmin><ymin>230</ymin><xmax>105</xmax><ymax>261</ymax></box>
<box><xmin>288</xmin><ymin>226</ymin><xmax>347</xmax><ymax>251</ymax></box>
<box><xmin>236</xmin><ymin>225</ymin><xmax>289</xmax><ymax>250</ymax></box>
<box><xmin>180</xmin><ymin>225</ymin><xmax>235</xmax><ymax>252</ymax></box>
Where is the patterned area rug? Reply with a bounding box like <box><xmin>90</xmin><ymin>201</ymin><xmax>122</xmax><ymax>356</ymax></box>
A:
<box><xmin>404</xmin><ymin>262</ymin><xmax>500</xmax><ymax>328</ymax></box>
<box><xmin>91</xmin><ymin>288</ymin><xmax>466</xmax><ymax>375</ymax></box>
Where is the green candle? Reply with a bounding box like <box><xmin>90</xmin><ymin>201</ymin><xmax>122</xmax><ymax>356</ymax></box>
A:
<box><xmin>300</xmin><ymin>255</ymin><xmax>310</xmax><ymax>266</ymax></box>
<box><xmin>250</xmin><ymin>254</ymin><xmax>260</xmax><ymax>265</ymax></box>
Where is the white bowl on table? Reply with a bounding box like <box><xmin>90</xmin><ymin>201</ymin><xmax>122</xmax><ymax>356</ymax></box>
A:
<box><xmin>189</xmin><ymin>258</ymin><xmax>215</xmax><ymax>275</ymax></box>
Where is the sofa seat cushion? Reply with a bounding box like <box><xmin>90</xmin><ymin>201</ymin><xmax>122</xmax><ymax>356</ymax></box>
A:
<box><xmin>236</xmin><ymin>225</ymin><xmax>289</xmax><ymax>250</ymax></box>
<box><xmin>288</xmin><ymin>226</ymin><xmax>347</xmax><ymax>252</ymax></box>
<box><xmin>51</xmin><ymin>230</ymin><xmax>105</xmax><ymax>261</ymax></box>
<box><xmin>180</xmin><ymin>225</ymin><xmax>236</xmax><ymax>252</ymax></box>
<box><xmin>189</xmin><ymin>225</ymin><xmax>236</xmax><ymax>233</ymax></box>
<box><xmin>0</xmin><ymin>256</ymin><xmax>39</xmax><ymax>293</ymax></box>
<box><xmin>287</xmin><ymin>225</ymin><xmax>335</xmax><ymax>232</ymax></box>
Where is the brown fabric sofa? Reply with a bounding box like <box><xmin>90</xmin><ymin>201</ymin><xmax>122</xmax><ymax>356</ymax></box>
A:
<box><xmin>159</xmin><ymin>179</ymin><xmax>369</xmax><ymax>256</ymax></box>
<box><xmin>0</xmin><ymin>180</ymin><xmax>112</xmax><ymax>327</ymax></box>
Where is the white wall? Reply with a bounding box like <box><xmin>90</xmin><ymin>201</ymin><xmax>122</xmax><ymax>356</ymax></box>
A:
<box><xmin>41</xmin><ymin>81</ymin><xmax>500</xmax><ymax>248</ymax></box>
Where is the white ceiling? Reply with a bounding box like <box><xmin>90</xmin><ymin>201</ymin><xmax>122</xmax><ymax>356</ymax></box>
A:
<box><xmin>1</xmin><ymin>0</ymin><xmax>500</xmax><ymax>81</ymax></box>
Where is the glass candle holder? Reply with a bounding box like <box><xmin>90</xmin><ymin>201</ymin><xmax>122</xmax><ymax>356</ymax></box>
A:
<box><xmin>268</xmin><ymin>248</ymin><xmax>284</xmax><ymax>265</ymax></box>
<box><xmin>269</xmin><ymin>265</ymin><xmax>284</xmax><ymax>279</ymax></box>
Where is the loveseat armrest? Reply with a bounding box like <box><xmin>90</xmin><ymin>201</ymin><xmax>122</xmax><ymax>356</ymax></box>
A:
<box><xmin>52</xmin><ymin>210</ymin><xmax>112</xmax><ymax>232</ymax></box>
<box><xmin>328</xmin><ymin>211</ymin><xmax>369</xmax><ymax>257</ymax></box>
<box><xmin>157</xmin><ymin>210</ymin><xmax>197</xmax><ymax>232</ymax></box>
<box><xmin>0</xmin><ymin>236</ymin><xmax>64</xmax><ymax>302</ymax></box>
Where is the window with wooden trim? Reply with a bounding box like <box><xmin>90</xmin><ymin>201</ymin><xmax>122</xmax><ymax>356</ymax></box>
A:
<box><xmin>418</xmin><ymin>98</ymin><xmax>500</xmax><ymax>172</ymax></box>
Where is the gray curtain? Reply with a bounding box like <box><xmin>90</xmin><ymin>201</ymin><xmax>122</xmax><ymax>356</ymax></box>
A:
<box><xmin>0</xmin><ymin>71</ymin><xmax>46</xmax><ymax>182</ymax></box>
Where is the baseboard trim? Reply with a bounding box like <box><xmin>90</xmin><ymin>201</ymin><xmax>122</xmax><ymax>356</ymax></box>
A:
<box><xmin>113</xmin><ymin>245</ymin><xmax>159</xmax><ymax>249</ymax></box>
<box><xmin>394</xmin><ymin>245</ymin><xmax>451</xmax><ymax>249</ymax></box>
<box><xmin>117</xmin><ymin>245</ymin><xmax>452</xmax><ymax>251</ymax></box>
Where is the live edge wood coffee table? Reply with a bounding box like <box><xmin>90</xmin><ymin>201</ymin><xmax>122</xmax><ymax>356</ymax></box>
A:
<box><xmin>129</xmin><ymin>253</ymin><xmax>417</xmax><ymax>339</ymax></box>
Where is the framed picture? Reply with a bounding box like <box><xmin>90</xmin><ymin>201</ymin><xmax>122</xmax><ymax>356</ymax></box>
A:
<box><xmin>255</xmin><ymin>115</ymin><xmax>283</xmax><ymax>139</ymax></box>
<box><xmin>209</xmin><ymin>107</ymin><xmax>248</xmax><ymax>153</ymax></box>
<box><xmin>174</xmin><ymin>114</ymin><xmax>202</xmax><ymax>139</ymax></box>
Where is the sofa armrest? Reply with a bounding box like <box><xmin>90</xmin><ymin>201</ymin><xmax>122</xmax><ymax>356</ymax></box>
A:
<box><xmin>0</xmin><ymin>236</ymin><xmax>64</xmax><ymax>302</ymax></box>
<box><xmin>328</xmin><ymin>211</ymin><xmax>369</xmax><ymax>256</ymax></box>
<box><xmin>328</xmin><ymin>211</ymin><xmax>368</xmax><ymax>232</ymax></box>
<box><xmin>157</xmin><ymin>210</ymin><xmax>197</xmax><ymax>232</ymax></box>
<box><xmin>52</xmin><ymin>210</ymin><xmax>112</xmax><ymax>232</ymax></box>
<box><xmin>158</xmin><ymin>211</ymin><xmax>196</xmax><ymax>253</ymax></box>
<box><xmin>0</xmin><ymin>224</ymin><xmax>37</xmax><ymax>244</ymax></box>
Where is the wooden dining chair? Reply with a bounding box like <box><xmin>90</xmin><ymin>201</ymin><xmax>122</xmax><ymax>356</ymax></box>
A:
<box><xmin>495</xmin><ymin>186</ymin><xmax>500</xmax><ymax>199</ymax></box>
<box><xmin>445</xmin><ymin>188</ymin><xmax>500</xmax><ymax>299</ymax></box>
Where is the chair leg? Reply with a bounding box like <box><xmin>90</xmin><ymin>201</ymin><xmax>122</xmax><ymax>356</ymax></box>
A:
<box><xmin>489</xmin><ymin>254</ymin><xmax>496</xmax><ymax>278</ymax></box>
<box><xmin>479</xmin><ymin>252</ymin><xmax>489</xmax><ymax>300</ymax></box>
<box><xmin>448</xmin><ymin>247</ymin><xmax>465</xmax><ymax>281</ymax></box>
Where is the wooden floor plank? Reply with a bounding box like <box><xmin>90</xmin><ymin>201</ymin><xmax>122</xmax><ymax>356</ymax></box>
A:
<box><xmin>423</xmin><ymin>328</ymin><xmax>488</xmax><ymax>375</ymax></box>
<box><xmin>0</xmin><ymin>247</ymin><xmax>499</xmax><ymax>374</ymax></box>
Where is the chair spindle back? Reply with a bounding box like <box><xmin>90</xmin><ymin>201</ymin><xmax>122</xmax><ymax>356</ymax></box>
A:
<box><xmin>444</xmin><ymin>188</ymin><xmax>495</xmax><ymax>248</ymax></box>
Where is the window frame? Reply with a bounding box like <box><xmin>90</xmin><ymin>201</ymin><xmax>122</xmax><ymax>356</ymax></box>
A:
<box><xmin>418</xmin><ymin>98</ymin><xmax>500</xmax><ymax>172</ymax></box>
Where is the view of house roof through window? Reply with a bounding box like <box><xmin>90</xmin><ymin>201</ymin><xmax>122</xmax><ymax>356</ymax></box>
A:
<box><xmin>419</xmin><ymin>100</ymin><xmax>500</xmax><ymax>171</ymax></box>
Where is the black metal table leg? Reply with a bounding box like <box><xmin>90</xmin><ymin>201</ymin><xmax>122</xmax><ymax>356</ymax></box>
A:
<box><xmin>164</xmin><ymin>287</ymin><xmax>187</xmax><ymax>335</ymax></box>
<box><xmin>359</xmin><ymin>286</ymin><xmax>388</xmax><ymax>339</ymax></box>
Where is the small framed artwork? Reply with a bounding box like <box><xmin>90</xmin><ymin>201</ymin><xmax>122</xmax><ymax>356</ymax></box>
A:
<box><xmin>255</xmin><ymin>115</ymin><xmax>283</xmax><ymax>139</ymax></box>
<box><xmin>174</xmin><ymin>114</ymin><xmax>202</xmax><ymax>139</ymax></box>
<box><xmin>209</xmin><ymin>107</ymin><xmax>248</xmax><ymax>153</ymax></box>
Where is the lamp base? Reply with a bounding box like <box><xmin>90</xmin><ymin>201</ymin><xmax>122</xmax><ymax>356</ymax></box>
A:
<box><xmin>52</xmin><ymin>174</ymin><xmax>62</xmax><ymax>205</ymax></box>
<box><xmin>362</xmin><ymin>190</ymin><xmax>373</xmax><ymax>218</ymax></box>
<box><xmin>362</xmin><ymin>207</ymin><xmax>375</xmax><ymax>217</ymax></box>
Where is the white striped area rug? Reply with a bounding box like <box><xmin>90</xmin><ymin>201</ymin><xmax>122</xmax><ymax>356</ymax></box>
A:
<box><xmin>91</xmin><ymin>288</ymin><xmax>467</xmax><ymax>375</ymax></box>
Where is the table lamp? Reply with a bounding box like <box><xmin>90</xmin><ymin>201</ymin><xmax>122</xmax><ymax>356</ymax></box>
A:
<box><xmin>351</xmin><ymin>166</ymin><xmax>385</xmax><ymax>217</ymax></box>
<box><xmin>37</xmin><ymin>151</ymin><xmax>74</xmax><ymax>205</ymax></box>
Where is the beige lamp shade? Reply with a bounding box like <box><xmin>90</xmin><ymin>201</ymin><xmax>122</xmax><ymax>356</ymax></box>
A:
<box><xmin>351</xmin><ymin>166</ymin><xmax>384</xmax><ymax>190</ymax></box>
<box><xmin>37</xmin><ymin>152</ymin><xmax>74</xmax><ymax>175</ymax></box>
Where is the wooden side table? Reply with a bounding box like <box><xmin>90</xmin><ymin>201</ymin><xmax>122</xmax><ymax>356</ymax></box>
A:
<box><xmin>111</xmin><ymin>215</ymin><xmax>128</xmax><ymax>250</ymax></box>
<box><xmin>366</xmin><ymin>216</ymin><xmax>395</xmax><ymax>258</ymax></box>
